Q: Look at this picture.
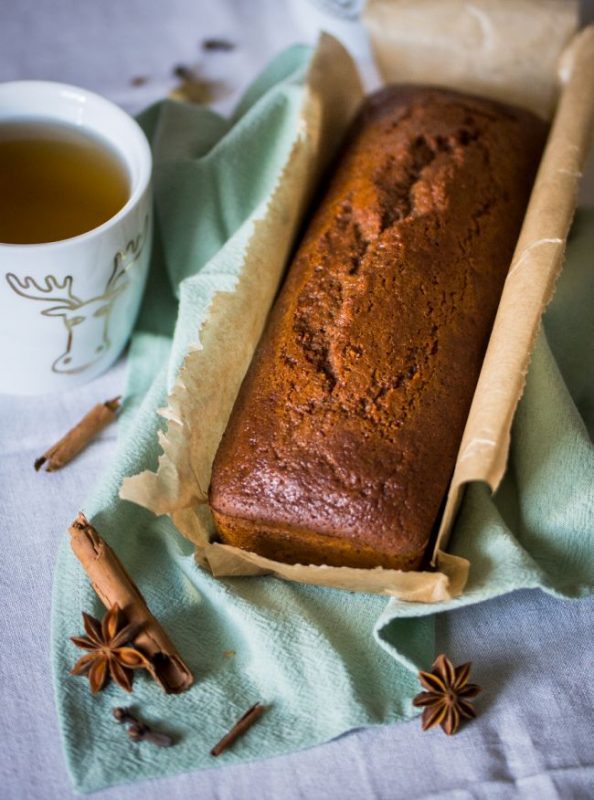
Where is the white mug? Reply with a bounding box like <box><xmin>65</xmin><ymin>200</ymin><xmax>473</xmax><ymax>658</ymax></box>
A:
<box><xmin>0</xmin><ymin>81</ymin><xmax>152</xmax><ymax>395</ymax></box>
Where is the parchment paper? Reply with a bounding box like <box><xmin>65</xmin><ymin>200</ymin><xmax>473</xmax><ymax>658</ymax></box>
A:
<box><xmin>363</xmin><ymin>0</ymin><xmax>579</xmax><ymax>119</ymax></box>
<box><xmin>122</xmin><ymin>8</ymin><xmax>594</xmax><ymax>601</ymax></box>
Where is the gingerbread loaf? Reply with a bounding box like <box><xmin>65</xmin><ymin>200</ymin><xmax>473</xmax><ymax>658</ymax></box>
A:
<box><xmin>208</xmin><ymin>86</ymin><xmax>548</xmax><ymax>571</ymax></box>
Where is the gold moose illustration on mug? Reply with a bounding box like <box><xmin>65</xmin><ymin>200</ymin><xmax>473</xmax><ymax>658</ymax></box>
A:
<box><xmin>6</xmin><ymin>218</ymin><xmax>148</xmax><ymax>374</ymax></box>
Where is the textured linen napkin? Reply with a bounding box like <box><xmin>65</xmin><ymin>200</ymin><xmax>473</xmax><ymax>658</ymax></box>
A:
<box><xmin>51</xmin><ymin>43</ymin><xmax>594</xmax><ymax>793</ymax></box>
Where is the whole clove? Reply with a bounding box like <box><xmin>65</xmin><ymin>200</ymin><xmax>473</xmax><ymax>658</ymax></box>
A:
<box><xmin>113</xmin><ymin>707</ymin><xmax>175</xmax><ymax>748</ymax></box>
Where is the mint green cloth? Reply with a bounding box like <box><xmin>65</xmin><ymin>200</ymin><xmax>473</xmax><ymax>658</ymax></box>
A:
<box><xmin>52</xmin><ymin>44</ymin><xmax>594</xmax><ymax>793</ymax></box>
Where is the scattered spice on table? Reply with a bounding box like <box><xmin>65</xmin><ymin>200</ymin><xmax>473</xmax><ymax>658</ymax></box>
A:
<box><xmin>35</xmin><ymin>396</ymin><xmax>120</xmax><ymax>472</ymax></box>
<box><xmin>210</xmin><ymin>702</ymin><xmax>266</xmax><ymax>756</ymax></box>
<box><xmin>170</xmin><ymin>63</ymin><xmax>227</xmax><ymax>104</ymax></box>
<box><xmin>70</xmin><ymin>605</ymin><xmax>150</xmax><ymax>694</ymax></box>
<box><xmin>413</xmin><ymin>654</ymin><xmax>481</xmax><ymax>736</ymax></box>
<box><xmin>172</xmin><ymin>64</ymin><xmax>194</xmax><ymax>81</ymax></box>
<box><xmin>202</xmin><ymin>38</ymin><xmax>235</xmax><ymax>52</ymax></box>
<box><xmin>113</xmin><ymin>707</ymin><xmax>175</xmax><ymax>748</ymax></box>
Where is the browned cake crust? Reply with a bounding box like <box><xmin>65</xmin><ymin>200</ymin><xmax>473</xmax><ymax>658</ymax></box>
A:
<box><xmin>209</xmin><ymin>86</ymin><xmax>548</xmax><ymax>571</ymax></box>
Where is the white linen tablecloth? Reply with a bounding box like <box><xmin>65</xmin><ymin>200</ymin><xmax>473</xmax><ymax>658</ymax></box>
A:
<box><xmin>0</xmin><ymin>2</ymin><xmax>593</xmax><ymax>798</ymax></box>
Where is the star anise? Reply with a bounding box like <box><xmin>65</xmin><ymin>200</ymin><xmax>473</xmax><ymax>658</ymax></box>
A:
<box><xmin>413</xmin><ymin>654</ymin><xmax>481</xmax><ymax>735</ymax></box>
<box><xmin>70</xmin><ymin>605</ymin><xmax>150</xmax><ymax>694</ymax></box>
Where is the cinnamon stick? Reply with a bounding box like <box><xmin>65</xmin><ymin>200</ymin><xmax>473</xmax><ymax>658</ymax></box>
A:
<box><xmin>69</xmin><ymin>513</ymin><xmax>193</xmax><ymax>694</ymax></box>
<box><xmin>210</xmin><ymin>703</ymin><xmax>266</xmax><ymax>756</ymax></box>
<box><xmin>35</xmin><ymin>397</ymin><xmax>121</xmax><ymax>471</ymax></box>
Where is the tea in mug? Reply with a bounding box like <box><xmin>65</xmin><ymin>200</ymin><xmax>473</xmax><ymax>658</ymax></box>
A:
<box><xmin>0</xmin><ymin>120</ymin><xmax>130</xmax><ymax>244</ymax></box>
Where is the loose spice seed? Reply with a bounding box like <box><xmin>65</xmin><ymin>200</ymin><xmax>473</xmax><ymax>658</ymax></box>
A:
<box><xmin>210</xmin><ymin>703</ymin><xmax>266</xmax><ymax>757</ymax></box>
<box><xmin>412</xmin><ymin>654</ymin><xmax>481</xmax><ymax>736</ymax></box>
<box><xmin>35</xmin><ymin>396</ymin><xmax>120</xmax><ymax>471</ymax></box>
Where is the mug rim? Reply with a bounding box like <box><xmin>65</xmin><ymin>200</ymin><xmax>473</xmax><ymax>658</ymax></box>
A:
<box><xmin>0</xmin><ymin>79</ymin><xmax>152</xmax><ymax>251</ymax></box>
